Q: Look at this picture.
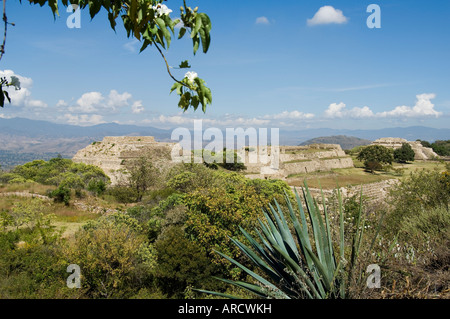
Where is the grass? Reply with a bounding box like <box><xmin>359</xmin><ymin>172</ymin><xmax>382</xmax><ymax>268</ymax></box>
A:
<box><xmin>285</xmin><ymin>148</ymin><xmax>332</xmax><ymax>155</ymax></box>
<box><xmin>286</xmin><ymin>160</ymin><xmax>447</xmax><ymax>189</ymax></box>
<box><xmin>0</xmin><ymin>182</ymin><xmax>55</xmax><ymax>195</ymax></box>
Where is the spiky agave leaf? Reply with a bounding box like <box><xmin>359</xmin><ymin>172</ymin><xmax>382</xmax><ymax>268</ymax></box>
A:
<box><xmin>198</xmin><ymin>181</ymin><xmax>366</xmax><ymax>299</ymax></box>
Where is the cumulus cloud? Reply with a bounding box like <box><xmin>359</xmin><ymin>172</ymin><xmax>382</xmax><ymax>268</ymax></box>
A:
<box><xmin>324</xmin><ymin>102</ymin><xmax>346</xmax><ymax>118</ymax></box>
<box><xmin>323</xmin><ymin>94</ymin><xmax>442</xmax><ymax>119</ymax></box>
<box><xmin>61</xmin><ymin>113</ymin><xmax>105</xmax><ymax>126</ymax></box>
<box><xmin>307</xmin><ymin>6</ymin><xmax>348</xmax><ymax>26</ymax></box>
<box><xmin>378</xmin><ymin>93</ymin><xmax>441</xmax><ymax>118</ymax></box>
<box><xmin>0</xmin><ymin>69</ymin><xmax>48</xmax><ymax>109</ymax></box>
<box><xmin>255</xmin><ymin>16</ymin><xmax>270</xmax><ymax>25</ymax></box>
<box><xmin>150</xmin><ymin>115</ymin><xmax>270</xmax><ymax>127</ymax></box>
<box><xmin>264</xmin><ymin>110</ymin><xmax>315</xmax><ymax>120</ymax></box>
<box><xmin>66</xmin><ymin>90</ymin><xmax>135</xmax><ymax>114</ymax></box>
<box><xmin>107</xmin><ymin>90</ymin><xmax>132</xmax><ymax>110</ymax></box>
<box><xmin>131</xmin><ymin>100</ymin><xmax>145</xmax><ymax>114</ymax></box>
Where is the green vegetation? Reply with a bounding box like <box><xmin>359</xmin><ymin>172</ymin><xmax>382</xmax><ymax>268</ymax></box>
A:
<box><xmin>198</xmin><ymin>184</ymin><xmax>368</xmax><ymax>299</ymax></box>
<box><xmin>2</xmin><ymin>1</ymin><xmax>212</xmax><ymax>112</ymax></box>
<box><xmin>418</xmin><ymin>139</ymin><xmax>450</xmax><ymax>156</ymax></box>
<box><xmin>357</xmin><ymin>145</ymin><xmax>393</xmax><ymax>173</ymax></box>
<box><xmin>300</xmin><ymin>135</ymin><xmax>371</xmax><ymax>150</ymax></box>
<box><xmin>0</xmin><ymin>150</ymin><xmax>69</xmax><ymax>171</ymax></box>
<box><xmin>393</xmin><ymin>143</ymin><xmax>415</xmax><ymax>163</ymax></box>
<box><xmin>0</xmin><ymin>151</ymin><xmax>448</xmax><ymax>299</ymax></box>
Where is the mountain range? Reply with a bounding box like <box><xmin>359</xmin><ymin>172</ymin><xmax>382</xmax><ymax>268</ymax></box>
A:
<box><xmin>0</xmin><ymin>117</ymin><xmax>448</xmax><ymax>168</ymax></box>
<box><xmin>299</xmin><ymin>135</ymin><xmax>372</xmax><ymax>150</ymax></box>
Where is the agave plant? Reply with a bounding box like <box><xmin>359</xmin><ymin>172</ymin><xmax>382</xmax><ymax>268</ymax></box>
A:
<box><xmin>197</xmin><ymin>182</ymin><xmax>366</xmax><ymax>299</ymax></box>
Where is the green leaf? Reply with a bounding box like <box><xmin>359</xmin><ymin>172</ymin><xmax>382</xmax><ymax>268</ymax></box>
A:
<box><xmin>191</xmin><ymin>14</ymin><xmax>203</xmax><ymax>39</ymax></box>
<box><xmin>88</xmin><ymin>0</ymin><xmax>102</xmax><ymax>19</ymax></box>
<box><xmin>178</xmin><ymin>27</ymin><xmax>187</xmax><ymax>39</ymax></box>
<box><xmin>155</xmin><ymin>17</ymin><xmax>171</xmax><ymax>48</ymax></box>
<box><xmin>178</xmin><ymin>60</ymin><xmax>191</xmax><ymax>69</ymax></box>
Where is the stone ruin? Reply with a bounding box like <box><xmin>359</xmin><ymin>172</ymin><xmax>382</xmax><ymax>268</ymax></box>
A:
<box><xmin>242</xmin><ymin>143</ymin><xmax>354</xmax><ymax>180</ymax></box>
<box><xmin>72</xmin><ymin>137</ymin><xmax>356</xmax><ymax>184</ymax></box>
<box><xmin>371</xmin><ymin>137</ymin><xmax>438</xmax><ymax>160</ymax></box>
<box><xmin>72</xmin><ymin>136</ymin><xmax>175</xmax><ymax>185</ymax></box>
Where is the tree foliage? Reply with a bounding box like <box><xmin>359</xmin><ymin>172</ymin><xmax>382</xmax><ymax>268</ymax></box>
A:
<box><xmin>357</xmin><ymin>145</ymin><xmax>393</xmax><ymax>173</ymax></box>
<box><xmin>5</xmin><ymin>157</ymin><xmax>110</xmax><ymax>191</ymax></box>
<box><xmin>386</xmin><ymin>169</ymin><xmax>450</xmax><ymax>234</ymax></box>
<box><xmin>6</xmin><ymin>0</ymin><xmax>212</xmax><ymax>112</ymax></box>
<box><xmin>123</xmin><ymin>156</ymin><xmax>160</xmax><ymax>202</ymax></box>
<box><xmin>393</xmin><ymin>143</ymin><xmax>415</xmax><ymax>163</ymax></box>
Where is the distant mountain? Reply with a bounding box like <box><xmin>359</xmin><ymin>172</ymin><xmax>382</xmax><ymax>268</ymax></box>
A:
<box><xmin>0</xmin><ymin>117</ymin><xmax>449</xmax><ymax>169</ymax></box>
<box><xmin>279</xmin><ymin>126</ymin><xmax>450</xmax><ymax>145</ymax></box>
<box><xmin>0</xmin><ymin>117</ymin><xmax>170</xmax><ymax>140</ymax></box>
<box><xmin>299</xmin><ymin>135</ymin><xmax>372</xmax><ymax>150</ymax></box>
<box><xmin>0</xmin><ymin>117</ymin><xmax>172</xmax><ymax>156</ymax></box>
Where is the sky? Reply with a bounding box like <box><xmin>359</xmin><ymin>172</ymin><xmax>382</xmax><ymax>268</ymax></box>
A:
<box><xmin>0</xmin><ymin>0</ymin><xmax>449</xmax><ymax>131</ymax></box>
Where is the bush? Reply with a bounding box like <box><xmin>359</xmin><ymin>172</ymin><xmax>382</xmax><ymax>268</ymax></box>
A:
<box><xmin>11</xmin><ymin>157</ymin><xmax>110</xmax><ymax>195</ymax></box>
<box><xmin>357</xmin><ymin>145</ymin><xmax>393</xmax><ymax>173</ymax></box>
<box><xmin>393</xmin><ymin>143</ymin><xmax>415</xmax><ymax>163</ymax></box>
<box><xmin>399</xmin><ymin>205</ymin><xmax>450</xmax><ymax>244</ymax></box>
<box><xmin>66</xmin><ymin>214</ymin><xmax>155</xmax><ymax>298</ymax></box>
<box><xmin>386</xmin><ymin>169</ymin><xmax>450</xmax><ymax>234</ymax></box>
<box><xmin>49</xmin><ymin>186</ymin><xmax>71</xmax><ymax>206</ymax></box>
<box><xmin>153</xmin><ymin>226</ymin><xmax>221</xmax><ymax>298</ymax></box>
<box><xmin>105</xmin><ymin>186</ymin><xmax>138</xmax><ymax>203</ymax></box>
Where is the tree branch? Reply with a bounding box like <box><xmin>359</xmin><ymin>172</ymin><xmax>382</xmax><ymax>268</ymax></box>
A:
<box><xmin>0</xmin><ymin>0</ymin><xmax>14</xmax><ymax>62</ymax></box>
<box><xmin>153</xmin><ymin>41</ymin><xmax>191</xmax><ymax>89</ymax></box>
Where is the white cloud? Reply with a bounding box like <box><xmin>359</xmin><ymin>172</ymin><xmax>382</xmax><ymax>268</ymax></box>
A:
<box><xmin>378</xmin><ymin>93</ymin><xmax>441</xmax><ymax>118</ymax></box>
<box><xmin>131</xmin><ymin>100</ymin><xmax>145</xmax><ymax>114</ymax></box>
<box><xmin>307</xmin><ymin>6</ymin><xmax>348</xmax><ymax>26</ymax></box>
<box><xmin>264</xmin><ymin>110</ymin><xmax>315</xmax><ymax>120</ymax></box>
<box><xmin>324</xmin><ymin>93</ymin><xmax>442</xmax><ymax>119</ymax></box>
<box><xmin>255</xmin><ymin>16</ymin><xmax>270</xmax><ymax>25</ymax></box>
<box><xmin>0</xmin><ymin>69</ymin><xmax>48</xmax><ymax>109</ymax></box>
<box><xmin>56</xmin><ymin>99</ymin><xmax>68</xmax><ymax>107</ymax></box>
<box><xmin>107</xmin><ymin>90</ymin><xmax>132</xmax><ymax>110</ymax></box>
<box><xmin>349</xmin><ymin>106</ymin><xmax>374</xmax><ymax>118</ymax></box>
<box><xmin>69</xmin><ymin>91</ymin><xmax>104</xmax><ymax>113</ymax></box>
<box><xmin>324</xmin><ymin>102</ymin><xmax>346</xmax><ymax>118</ymax></box>
<box><xmin>61</xmin><ymin>113</ymin><xmax>105</xmax><ymax>126</ymax></box>
<box><xmin>66</xmin><ymin>90</ymin><xmax>134</xmax><ymax>114</ymax></box>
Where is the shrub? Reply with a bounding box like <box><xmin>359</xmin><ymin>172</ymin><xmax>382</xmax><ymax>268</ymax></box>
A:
<box><xmin>66</xmin><ymin>214</ymin><xmax>155</xmax><ymax>298</ymax></box>
<box><xmin>49</xmin><ymin>186</ymin><xmax>71</xmax><ymax>206</ymax></box>
<box><xmin>357</xmin><ymin>145</ymin><xmax>393</xmax><ymax>173</ymax></box>
<box><xmin>106</xmin><ymin>186</ymin><xmax>138</xmax><ymax>203</ymax></box>
<box><xmin>386</xmin><ymin>169</ymin><xmax>450</xmax><ymax>234</ymax></box>
<box><xmin>393</xmin><ymin>143</ymin><xmax>415</xmax><ymax>163</ymax></box>
<box><xmin>154</xmin><ymin>226</ymin><xmax>221</xmax><ymax>298</ymax></box>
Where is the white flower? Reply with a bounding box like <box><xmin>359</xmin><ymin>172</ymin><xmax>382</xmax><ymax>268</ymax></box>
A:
<box><xmin>9</xmin><ymin>76</ymin><xmax>21</xmax><ymax>90</ymax></box>
<box><xmin>153</xmin><ymin>4</ymin><xmax>172</xmax><ymax>16</ymax></box>
<box><xmin>185</xmin><ymin>71</ymin><xmax>198</xmax><ymax>83</ymax></box>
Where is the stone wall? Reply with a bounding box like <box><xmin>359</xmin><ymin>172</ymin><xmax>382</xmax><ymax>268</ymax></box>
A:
<box><xmin>72</xmin><ymin>136</ymin><xmax>175</xmax><ymax>185</ymax></box>
<box><xmin>295</xmin><ymin>179</ymin><xmax>398</xmax><ymax>204</ymax></box>
<box><xmin>371</xmin><ymin>138</ymin><xmax>438</xmax><ymax>160</ymax></box>
<box><xmin>243</xmin><ymin>144</ymin><xmax>354</xmax><ymax>180</ymax></box>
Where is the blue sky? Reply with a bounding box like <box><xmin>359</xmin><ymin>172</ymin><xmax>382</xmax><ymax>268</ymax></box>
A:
<box><xmin>0</xmin><ymin>0</ymin><xmax>449</xmax><ymax>131</ymax></box>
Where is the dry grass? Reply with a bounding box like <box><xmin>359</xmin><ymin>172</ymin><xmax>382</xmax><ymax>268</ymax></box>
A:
<box><xmin>286</xmin><ymin>160</ymin><xmax>447</xmax><ymax>189</ymax></box>
<box><xmin>0</xmin><ymin>182</ymin><xmax>55</xmax><ymax>195</ymax></box>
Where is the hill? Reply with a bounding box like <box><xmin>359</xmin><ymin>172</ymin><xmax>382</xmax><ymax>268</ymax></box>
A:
<box><xmin>0</xmin><ymin>117</ymin><xmax>449</xmax><ymax>169</ymax></box>
<box><xmin>299</xmin><ymin>135</ymin><xmax>372</xmax><ymax>150</ymax></box>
